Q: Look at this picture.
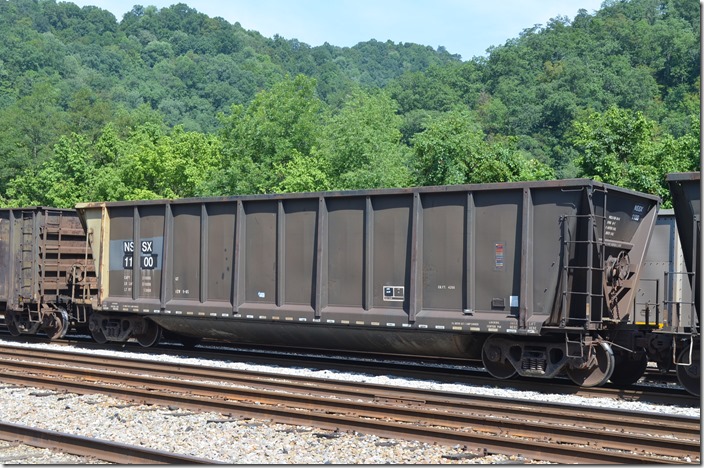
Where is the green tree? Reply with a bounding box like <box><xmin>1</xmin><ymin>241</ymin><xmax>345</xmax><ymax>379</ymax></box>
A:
<box><xmin>319</xmin><ymin>89</ymin><xmax>411</xmax><ymax>190</ymax></box>
<box><xmin>2</xmin><ymin>119</ymin><xmax>226</xmax><ymax>206</ymax></box>
<box><xmin>570</xmin><ymin>106</ymin><xmax>699</xmax><ymax>204</ymax></box>
<box><xmin>412</xmin><ymin>109</ymin><xmax>484</xmax><ymax>186</ymax></box>
<box><xmin>0</xmin><ymin>0</ymin><xmax>700</xmax><ymax>203</ymax></box>
<box><xmin>273</xmin><ymin>150</ymin><xmax>330</xmax><ymax>193</ymax></box>
<box><xmin>64</xmin><ymin>87</ymin><xmax>113</xmax><ymax>141</ymax></box>
<box><xmin>111</xmin><ymin>122</ymin><xmax>222</xmax><ymax>200</ymax></box>
<box><xmin>413</xmin><ymin>109</ymin><xmax>554</xmax><ymax>186</ymax></box>
<box><xmin>215</xmin><ymin>74</ymin><xmax>324</xmax><ymax>194</ymax></box>
<box><xmin>0</xmin><ymin>78</ymin><xmax>65</xmax><ymax>192</ymax></box>
<box><xmin>4</xmin><ymin>133</ymin><xmax>95</xmax><ymax>207</ymax></box>
<box><xmin>570</xmin><ymin>106</ymin><xmax>653</xmax><ymax>187</ymax></box>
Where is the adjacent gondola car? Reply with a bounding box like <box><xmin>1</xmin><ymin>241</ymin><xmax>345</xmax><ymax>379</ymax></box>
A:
<box><xmin>655</xmin><ymin>172</ymin><xmax>700</xmax><ymax>395</ymax></box>
<box><xmin>76</xmin><ymin>179</ymin><xmax>661</xmax><ymax>388</ymax></box>
<box><xmin>0</xmin><ymin>207</ymin><xmax>96</xmax><ymax>339</ymax></box>
<box><xmin>634</xmin><ymin>207</ymin><xmax>700</xmax><ymax>394</ymax></box>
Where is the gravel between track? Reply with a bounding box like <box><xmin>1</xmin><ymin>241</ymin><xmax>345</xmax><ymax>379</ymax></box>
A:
<box><xmin>0</xmin><ymin>387</ymin><xmax>538</xmax><ymax>464</ymax></box>
<box><xmin>0</xmin><ymin>339</ymin><xmax>698</xmax><ymax>463</ymax></box>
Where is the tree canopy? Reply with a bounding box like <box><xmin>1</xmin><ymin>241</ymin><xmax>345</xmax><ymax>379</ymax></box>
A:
<box><xmin>0</xmin><ymin>0</ymin><xmax>698</xmax><ymax>208</ymax></box>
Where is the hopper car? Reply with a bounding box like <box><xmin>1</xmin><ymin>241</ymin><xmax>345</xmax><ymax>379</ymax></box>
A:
<box><xmin>634</xmin><ymin>206</ymin><xmax>700</xmax><ymax>395</ymax></box>
<box><xmin>74</xmin><ymin>178</ymin><xmax>663</xmax><ymax>389</ymax></box>
<box><xmin>2</xmin><ymin>178</ymin><xmax>698</xmax><ymax>394</ymax></box>
<box><xmin>0</xmin><ymin>207</ymin><xmax>97</xmax><ymax>339</ymax></box>
<box><xmin>654</xmin><ymin>172</ymin><xmax>700</xmax><ymax>395</ymax></box>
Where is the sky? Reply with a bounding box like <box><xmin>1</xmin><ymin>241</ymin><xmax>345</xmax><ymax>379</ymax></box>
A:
<box><xmin>68</xmin><ymin>0</ymin><xmax>606</xmax><ymax>61</ymax></box>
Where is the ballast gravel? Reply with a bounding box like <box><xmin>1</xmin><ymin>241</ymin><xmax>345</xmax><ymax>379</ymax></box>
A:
<box><xmin>0</xmin><ymin>338</ymin><xmax>699</xmax><ymax>463</ymax></box>
<box><xmin>0</xmin><ymin>386</ymin><xmax>528</xmax><ymax>464</ymax></box>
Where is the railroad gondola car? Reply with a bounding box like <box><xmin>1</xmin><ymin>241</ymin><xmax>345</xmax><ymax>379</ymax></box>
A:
<box><xmin>0</xmin><ymin>207</ymin><xmax>97</xmax><ymax>339</ymax></box>
<box><xmin>653</xmin><ymin>172</ymin><xmax>700</xmax><ymax>395</ymax></box>
<box><xmin>633</xmin><ymin>209</ymin><xmax>691</xmax><ymax>331</ymax></box>
<box><xmin>634</xmin><ymin>208</ymin><xmax>700</xmax><ymax>393</ymax></box>
<box><xmin>76</xmin><ymin>179</ymin><xmax>661</xmax><ymax>389</ymax></box>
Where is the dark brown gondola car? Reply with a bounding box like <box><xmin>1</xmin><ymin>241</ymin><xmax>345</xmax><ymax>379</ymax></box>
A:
<box><xmin>77</xmin><ymin>179</ymin><xmax>661</xmax><ymax>389</ymax></box>
<box><xmin>656</xmin><ymin>172</ymin><xmax>701</xmax><ymax>395</ymax></box>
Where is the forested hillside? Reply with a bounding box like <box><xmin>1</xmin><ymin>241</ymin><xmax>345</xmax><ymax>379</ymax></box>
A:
<box><xmin>0</xmin><ymin>0</ymin><xmax>699</xmax><ymax>208</ymax></box>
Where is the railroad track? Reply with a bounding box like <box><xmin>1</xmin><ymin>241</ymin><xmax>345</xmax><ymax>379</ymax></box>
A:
<box><xmin>0</xmin><ymin>344</ymin><xmax>698</xmax><ymax>464</ymax></box>
<box><xmin>0</xmin><ymin>420</ymin><xmax>219</xmax><ymax>464</ymax></box>
<box><xmin>2</xmin><ymin>333</ymin><xmax>697</xmax><ymax>406</ymax></box>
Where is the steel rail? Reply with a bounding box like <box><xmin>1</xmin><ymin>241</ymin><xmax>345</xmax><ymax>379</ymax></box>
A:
<box><xmin>0</xmin><ymin>335</ymin><xmax>696</xmax><ymax>405</ymax></box>
<box><xmin>0</xmin><ymin>370</ymin><xmax>689</xmax><ymax>464</ymax></box>
<box><xmin>3</xmin><ymin>364</ymin><xmax>697</xmax><ymax>460</ymax></box>
<box><xmin>0</xmin><ymin>420</ymin><xmax>220</xmax><ymax>464</ymax></box>
<box><xmin>0</xmin><ymin>354</ymin><xmax>698</xmax><ymax>463</ymax></box>
<box><xmin>0</xmin><ymin>345</ymin><xmax>698</xmax><ymax>439</ymax></box>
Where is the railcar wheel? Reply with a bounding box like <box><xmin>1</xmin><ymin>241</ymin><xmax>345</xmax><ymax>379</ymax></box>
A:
<box><xmin>676</xmin><ymin>347</ymin><xmax>700</xmax><ymax>396</ymax></box>
<box><xmin>135</xmin><ymin>320</ymin><xmax>161</xmax><ymax>348</ymax></box>
<box><xmin>609</xmin><ymin>347</ymin><xmax>648</xmax><ymax>387</ymax></box>
<box><xmin>566</xmin><ymin>341</ymin><xmax>615</xmax><ymax>387</ymax></box>
<box><xmin>481</xmin><ymin>336</ymin><xmax>517</xmax><ymax>379</ymax></box>
<box><xmin>44</xmin><ymin>308</ymin><xmax>70</xmax><ymax>341</ymax></box>
<box><xmin>89</xmin><ymin>319</ymin><xmax>107</xmax><ymax>344</ymax></box>
<box><xmin>5</xmin><ymin>311</ymin><xmax>22</xmax><ymax>337</ymax></box>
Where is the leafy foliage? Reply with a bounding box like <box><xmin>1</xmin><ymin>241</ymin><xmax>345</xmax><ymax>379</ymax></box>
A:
<box><xmin>319</xmin><ymin>89</ymin><xmax>411</xmax><ymax>190</ymax></box>
<box><xmin>214</xmin><ymin>74</ymin><xmax>324</xmax><ymax>195</ymax></box>
<box><xmin>570</xmin><ymin>106</ymin><xmax>699</xmax><ymax>205</ymax></box>
<box><xmin>0</xmin><ymin>0</ymin><xmax>699</xmax><ymax>208</ymax></box>
<box><xmin>412</xmin><ymin>109</ymin><xmax>555</xmax><ymax>186</ymax></box>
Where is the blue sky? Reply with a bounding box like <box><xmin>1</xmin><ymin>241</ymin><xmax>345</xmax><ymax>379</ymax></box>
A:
<box><xmin>69</xmin><ymin>0</ymin><xmax>606</xmax><ymax>60</ymax></box>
